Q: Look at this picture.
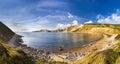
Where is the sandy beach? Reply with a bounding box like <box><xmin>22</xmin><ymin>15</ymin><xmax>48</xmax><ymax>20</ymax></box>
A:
<box><xmin>14</xmin><ymin>33</ymin><xmax>118</xmax><ymax>64</ymax></box>
<box><xmin>49</xmin><ymin>34</ymin><xmax>118</xmax><ymax>64</ymax></box>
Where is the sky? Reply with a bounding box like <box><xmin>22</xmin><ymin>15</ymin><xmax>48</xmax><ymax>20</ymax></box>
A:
<box><xmin>0</xmin><ymin>0</ymin><xmax>120</xmax><ymax>32</ymax></box>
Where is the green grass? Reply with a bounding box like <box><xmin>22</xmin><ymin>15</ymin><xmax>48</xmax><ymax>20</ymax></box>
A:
<box><xmin>0</xmin><ymin>39</ymin><xmax>34</xmax><ymax>64</ymax></box>
<box><xmin>75</xmin><ymin>35</ymin><xmax>120</xmax><ymax>64</ymax></box>
<box><xmin>0</xmin><ymin>22</ymin><xmax>68</xmax><ymax>64</ymax></box>
<box><xmin>35</xmin><ymin>60</ymin><xmax>67</xmax><ymax>64</ymax></box>
<box><xmin>0</xmin><ymin>40</ymin><xmax>67</xmax><ymax>64</ymax></box>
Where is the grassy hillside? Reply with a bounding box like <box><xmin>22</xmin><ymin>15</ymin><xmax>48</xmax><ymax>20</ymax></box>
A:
<box><xmin>0</xmin><ymin>22</ymin><xmax>32</xmax><ymax>64</ymax></box>
<box><xmin>1</xmin><ymin>22</ymin><xmax>120</xmax><ymax>64</ymax></box>
<box><xmin>0</xmin><ymin>39</ymin><xmax>68</xmax><ymax>64</ymax></box>
<box><xmin>65</xmin><ymin>24</ymin><xmax>120</xmax><ymax>64</ymax></box>
<box><xmin>0</xmin><ymin>22</ymin><xmax>34</xmax><ymax>64</ymax></box>
<box><xmin>0</xmin><ymin>39</ymin><xmax>34</xmax><ymax>64</ymax></box>
<box><xmin>56</xmin><ymin>24</ymin><xmax>120</xmax><ymax>64</ymax></box>
<box><xmin>0</xmin><ymin>22</ymin><xmax>67</xmax><ymax>64</ymax></box>
<box><xmin>65</xmin><ymin>24</ymin><xmax>120</xmax><ymax>34</ymax></box>
<box><xmin>75</xmin><ymin>35</ymin><xmax>120</xmax><ymax>64</ymax></box>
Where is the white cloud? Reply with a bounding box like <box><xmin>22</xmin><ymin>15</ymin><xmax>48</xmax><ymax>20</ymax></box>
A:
<box><xmin>56</xmin><ymin>23</ymin><xmax>72</xmax><ymax>29</ymax></box>
<box><xmin>84</xmin><ymin>20</ymin><xmax>93</xmax><ymax>24</ymax></box>
<box><xmin>97</xmin><ymin>9</ymin><xmax>120</xmax><ymax>24</ymax></box>
<box><xmin>68</xmin><ymin>12</ymin><xmax>73</xmax><ymax>18</ymax></box>
<box><xmin>0</xmin><ymin>18</ymin><xmax>42</xmax><ymax>32</ymax></box>
<box><xmin>72</xmin><ymin>20</ymin><xmax>78</xmax><ymax>25</ymax></box>
<box><xmin>0</xmin><ymin>12</ymin><xmax>84</xmax><ymax>32</ymax></box>
<box><xmin>56</xmin><ymin>20</ymin><xmax>79</xmax><ymax>29</ymax></box>
<box><xmin>57</xmin><ymin>23</ymin><xmax>65</xmax><ymax>29</ymax></box>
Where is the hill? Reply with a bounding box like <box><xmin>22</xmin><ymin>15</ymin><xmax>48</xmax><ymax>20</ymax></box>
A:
<box><xmin>64</xmin><ymin>23</ymin><xmax>120</xmax><ymax>64</ymax></box>
<box><xmin>0</xmin><ymin>22</ymin><xmax>34</xmax><ymax>64</ymax></box>
<box><xmin>65</xmin><ymin>24</ymin><xmax>120</xmax><ymax>34</ymax></box>
<box><xmin>75</xmin><ymin>35</ymin><xmax>120</xmax><ymax>64</ymax></box>
<box><xmin>0</xmin><ymin>22</ymin><xmax>15</xmax><ymax>42</ymax></box>
<box><xmin>1</xmin><ymin>22</ymin><xmax>120</xmax><ymax>64</ymax></box>
<box><xmin>0</xmin><ymin>22</ymin><xmax>67</xmax><ymax>64</ymax></box>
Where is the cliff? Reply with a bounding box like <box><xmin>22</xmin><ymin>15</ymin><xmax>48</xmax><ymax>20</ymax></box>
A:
<box><xmin>0</xmin><ymin>22</ymin><xmax>67</xmax><ymax>64</ymax></box>
<box><xmin>65</xmin><ymin>24</ymin><xmax>120</xmax><ymax>64</ymax></box>
<box><xmin>65</xmin><ymin>24</ymin><xmax>120</xmax><ymax>34</ymax></box>
<box><xmin>0</xmin><ymin>22</ymin><xmax>15</xmax><ymax>42</ymax></box>
<box><xmin>1</xmin><ymin>21</ymin><xmax>120</xmax><ymax>64</ymax></box>
<box><xmin>0</xmin><ymin>22</ymin><xmax>35</xmax><ymax>64</ymax></box>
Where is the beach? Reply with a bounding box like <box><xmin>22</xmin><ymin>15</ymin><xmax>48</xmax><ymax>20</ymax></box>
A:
<box><xmin>48</xmin><ymin>34</ymin><xmax>118</xmax><ymax>64</ymax></box>
<box><xmin>13</xmin><ymin>33</ymin><xmax>118</xmax><ymax>64</ymax></box>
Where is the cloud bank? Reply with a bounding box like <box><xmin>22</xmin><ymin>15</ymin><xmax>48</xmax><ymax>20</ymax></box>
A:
<box><xmin>84</xmin><ymin>20</ymin><xmax>93</xmax><ymax>24</ymax></box>
<box><xmin>0</xmin><ymin>12</ymin><xmax>85</xmax><ymax>32</ymax></box>
<box><xmin>56</xmin><ymin>20</ymin><xmax>79</xmax><ymax>29</ymax></box>
<box><xmin>97</xmin><ymin>9</ymin><xmax>120</xmax><ymax>24</ymax></box>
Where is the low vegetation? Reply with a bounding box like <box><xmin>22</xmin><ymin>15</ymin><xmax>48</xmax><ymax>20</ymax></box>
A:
<box><xmin>0</xmin><ymin>22</ymin><xmax>68</xmax><ymax>64</ymax></box>
<box><xmin>75</xmin><ymin>35</ymin><xmax>120</xmax><ymax>64</ymax></box>
<box><xmin>0</xmin><ymin>39</ymin><xmax>34</xmax><ymax>64</ymax></box>
<box><xmin>0</xmin><ymin>22</ymin><xmax>120</xmax><ymax>64</ymax></box>
<box><xmin>76</xmin><ymin>35</ymin><xmax>120</xmax><ymax>64</ymax></box>
<box><xmin>65</xmin><ymin>24</ymin><xmax>120</xmax><ymax>64</ymax></box>
<box><xmin>65</xmin><ymin>24</ymin><xmax>120</xmax><ymax>34</ymax></box>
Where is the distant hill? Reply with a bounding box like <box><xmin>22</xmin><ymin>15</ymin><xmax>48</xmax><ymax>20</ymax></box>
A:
<box><xmin>65</xmin><ymin>24</ymin><xmax>120</xmax><ymax>34</ymax></box>
<box><xmin>1</xmin><ymin>21</ymin><xmax>120</xmax><ymax>64</ymax></box>
<box><xmin>33</xmin><ymin>29</ymin><xmax>65</xmax><ymax>32</ymax></box>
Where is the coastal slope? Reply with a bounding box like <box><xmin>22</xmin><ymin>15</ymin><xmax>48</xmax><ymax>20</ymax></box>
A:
<box><xmin>65</xmin><ymin>24</ymin><xmax>120</xmax><ymax>34</ymax></box>
<box><xmin>75</xmin><ymin>35</ymin><xmax>120</xmax><ymax>64</ymax></box>
<box><xmin>1</xmin><ymin>21</ymin><xmax>120</xmax><ymax>64</ymax></box>
<box><xmin>0</xmin><ymin>22</ymin><xmax>67</xmax><ymax>64</ymax></box>
<box><xmin>64</xmin><ymin>24</ymin><xmax>120</xmax><ymax>64</ymax></box>
<box><xmin>0</xmin><ymin>22</ymin><xmax>34</xmax><ymax>64</ymax></box>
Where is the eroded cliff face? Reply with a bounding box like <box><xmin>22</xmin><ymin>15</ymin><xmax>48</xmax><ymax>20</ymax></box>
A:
<box><xmin>65</xmin><ymin>24</ymin><xmax>120</xmax><ymax>34</ymax></box>
<box><xmin>1</xmin><ymin>22</ymin><xmax>120</xmax><ymax>64</ymax></box>
<box><xmin>0</xmin><ymin>22</ymin><xmax>15</xmax><ymax>42</ymax></box>
<box><xmin>0</xmin><ymin>22</ymin><xmax>34</xmax><ymax>64</ymax></box>
<box><xmin>64</xmin><ymin>24</ymin><xmax>120</xmax><ymax>64</ymax></box>
<box><xmin>0</xmin><ymin>22</ymin><xmax>67</xmax><ymax>64</ymax></box>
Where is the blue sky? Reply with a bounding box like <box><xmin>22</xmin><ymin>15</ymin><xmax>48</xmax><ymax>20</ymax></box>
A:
<box><xmin>0</xmin><ymin>0</ymin><xmax>120</xmax><ymax>32</ymax></box>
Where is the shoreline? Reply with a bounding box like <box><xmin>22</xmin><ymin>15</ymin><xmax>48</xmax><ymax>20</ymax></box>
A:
<box><xmin>61</xmin><ymin>33</ymin><xmax>104</xmax><ymax>53</ymax></box>
<box><xmin>49</xmin><ymin>34</ymin><xmax>117</xmax><ymax>63</ymax></box>
<box><xmin>10</xmin><ymin>33</ymin><xmax>118</xmax><ymax>63</ymax></box>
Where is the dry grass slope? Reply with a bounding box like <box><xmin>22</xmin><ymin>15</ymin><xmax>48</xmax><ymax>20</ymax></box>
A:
<box><xmin>65</xmin><ymin>24</ymin><xmax>120</xmax><ymax>34</ymax></box>
<box><xmin>0</xmin><ymin>39</ymin><xmax>34</xmax><ymax>64</ymax></box>
<box><xmin>65</xmin><ymin>24</ymin><xmax>120</xmax><ymax>64</ymax></box>
<box><xmin>0</xmin><ymin>22</ymin><xmax>67</xmax><ymax>64</ymax></box>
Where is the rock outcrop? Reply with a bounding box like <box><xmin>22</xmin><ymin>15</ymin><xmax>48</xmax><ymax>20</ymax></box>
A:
<box><xmin>0</xmin><ymin>21</ymin><xmax>34</xmax><ymax>64</ymax></box>
<box><xmin>0</xmin><ymin>22</ymin><xmax>15</xmax><ymax>42</ymax></box>
<box><xmin>0</xmin><ymin>21</ymin><xmax>67</xmax><ymax>64</ymax></box>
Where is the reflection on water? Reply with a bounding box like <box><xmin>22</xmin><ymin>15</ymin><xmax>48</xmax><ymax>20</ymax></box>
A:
<box><xmin>17</xmin><ymin>32</ymin><xmax>101</xmax><ymax>51</ymax></box>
